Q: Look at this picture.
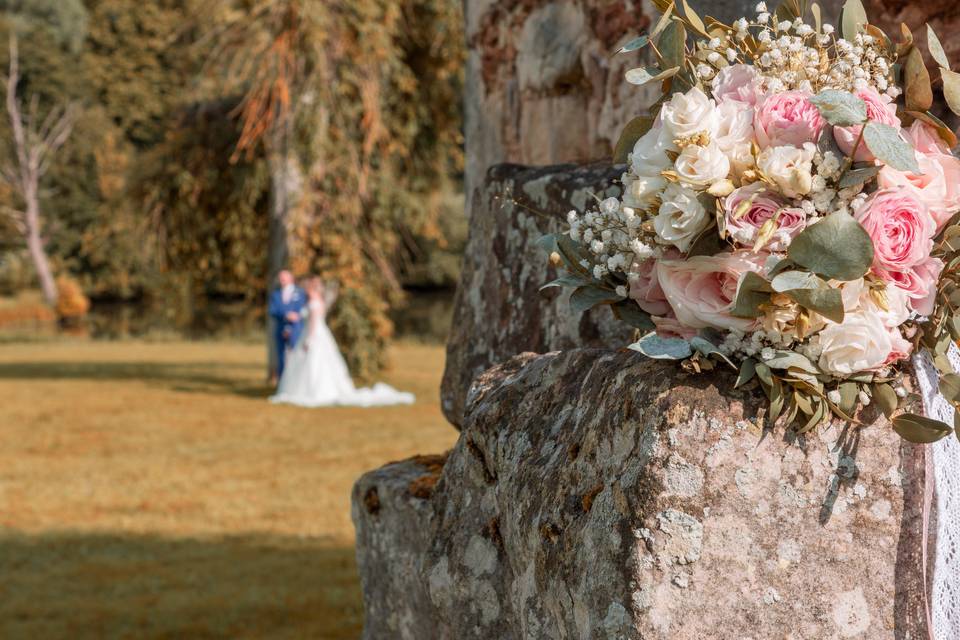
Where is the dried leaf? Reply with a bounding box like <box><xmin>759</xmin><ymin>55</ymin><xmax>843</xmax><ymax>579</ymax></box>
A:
<box><xmin>872</xmin><ymin>382</ymin><xmax>899</xmax><ymax>418</ymax></box>
<box><xmin>940</xmin><ymin>68</ymin><xmax>960</xmax><ymax>117</ymax></box>
<box><xmin>927</xmin><ymin>24</ymin><xmax>950</xmax><ymax>70</ymax></box>
<box><xmin>841</xmin><ymin>0</ymin><xmax>867</xmax><ymax>41</ymax></box>
<box><xmin>892</xmin><ymin>413</ymin><xmax>953</xmax><ymax>443</ymax></box>
<box><xmin>680</xmin><ymin>0</ymin><xmax>708</xmax><ymax>36</ymax></box>
<box><xmin>904</xmin><ymin>46</ymin><xmax>934</xmax><ymax>112</ymax></box>
<box><xmin>904</xmin><ymin>110</ymin><xmax>958</xmax><ymax>148</ymax></box>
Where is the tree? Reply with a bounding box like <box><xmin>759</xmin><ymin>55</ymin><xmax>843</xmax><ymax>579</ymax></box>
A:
<box><xmin>1</xmin><ymin>35</ymin><xmax>76</xmax><ymax>306</ymax></box>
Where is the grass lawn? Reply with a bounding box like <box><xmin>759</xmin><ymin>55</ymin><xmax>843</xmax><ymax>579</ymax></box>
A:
<box><xmin>0</xmin><ymin>339</ymin><xmax>458</xmax><ymax>639</ymax></box>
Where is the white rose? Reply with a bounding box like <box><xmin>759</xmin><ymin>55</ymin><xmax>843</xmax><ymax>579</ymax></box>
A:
<box><xmin>757</xmin><ymin>143</ymin><xmax>815</xmax><ymax>198</ymax></box>
<box><xmin>623</xmin><ymin>173</ymin><xmax>668</xmax><ymax>209</ymax></box>
<box><xmin>818</xmin><ymin>311</ymin><xmax>906</xmax><ymax>375</ymax></box>
<box><xmin>631</xmin><ymin>121</ymin><xmax>675</xmax><ymax>177</ymax></box>
<box><xmin>840</xmin><ymin>279</ymin><xmax>910</xmax><ymax>328</ymax></box>
<box><xmin>675</xmin><ymin>142</ymin><xmax>730</xmax><ymax>187</ymax></box>
<box><xmin>654</xmin><ymin>183</ymin><xmax>710</xmax><ymax>251</ymax></box>
<box><xmin>660</xmin><ymin>86</ymin><xmax>717</xmax><ymax>140</ymax></box>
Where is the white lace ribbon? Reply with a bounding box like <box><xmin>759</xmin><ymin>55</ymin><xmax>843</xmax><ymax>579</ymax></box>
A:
<box><xmin>912</xmin><ymin>344</ymin><xmax>960</xmax><ymax>639</ymax></box>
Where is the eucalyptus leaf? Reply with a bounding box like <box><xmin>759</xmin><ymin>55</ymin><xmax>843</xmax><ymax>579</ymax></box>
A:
<box><xmin>626</xmin><ymin>66</ymin><xmax>681</xmax><ymax>86</ymax></box>
<box><xmin>799</xmin><ymin>398</ymin><xmax>826</xmax><ymax>433</ymax></box>
<box><xmin>628</xmin><ymin>333</ymin><xmax>693</xmax><ymax>360</ymax></box>
<box><xmin>618</xmin><ymin>35</ymin><xmax>650</xmax><ymax>54</ymax></box>
<box><xmin>771</xmin><ymin>270</ymin><xmax>821</xmax><ymax>292</ymax></box>
<box><xmin>540</xmin><ymin>273</ymin><xmax>593</xmax><ymax>291</ymax></box>
<box><xmin>613</xmin><ymin>116</ymin><xmax>656</xmax><ymax>163</ymax></box>
<box><xmin>809</xmin><ymin>90</ymin><xmax>867</xmax><ymax>126</ymax></box>
<box><xmin>863</xmin><ymin>121</ymin><xmax>921</xmax><ymax>173</ymax></box>
<box><xmin>785</xmin><ymin>287</ymin><xmax>845</xmax><ymax>323</ymax></box>
<box><xmin>927</xmin><ymin>24</ymin><xmax>950</xmax><ymax>70</ymax></box>
<box><xmin>892</xmin><ymin>413</ymin><xmax>953</xmax><ymax>443</ymax></box>
<box><xmin>536</xmin><ymin>233</ymin><xmax>559</xmax><ymax>254</ymax></box>
<box><xmin>754</xmin><ymin>362</ymin><xmax>774</xmax><ymax>388</ymax></box>
<box><xmin>837</xmin><ymin>165</ymin><xmax>881</xmax><ymax>189</ymax></box>
<box><xmin>872</xmin><ymin>382</ymin><xmax>899</xmax><ymax>418</ymax></box>
<box><xmin>686</xmin><ymin>224</ymin><xmax>723</xmax><ymax>257</ymax></box>
<box><xmin>841</xmin><ymin>0</ymin><xmax>867</xmax><ymax>41</ymax></box>
<box><xmin>611</xmin><ymin>299</ymin><xmax>656</xmax><ymax>330</ymax></box>
<box><xmin>904</xmin><ymin>46</ymin><xmax>934</xmax><ymax>112</ymax></box>
<box><xmin>690</xmin><ymin>336</ymin><xmax>735</xmax><ymax>368</ymax></box>
<box><xmin>556</xmin><ymin>234</ymin><xmax>592</xmax><ymax>277</ymax></box>
<box><xmin>730</xmin><ymin>271</ymin><xmax>772</xmax><ymax>318</ymax></box>
<box><xmin>679</xmin><ymin>0</ymin><xmax>708</xmax><ymax>35</ymax></box>
<box><xmin>940</xmin><ymin>68</ymin><xmax>960</xmax><ymax>117</ymax></box>
<box><xmin>905</xmin><ymin>110</ymin><xmax>958</xmax><ymax>148</ymax></box>
<box><xmin>763</xmin><ymin>351</ymin><xmax>820</xmax><ymax>374</ymax></box>
<box><xmin>658</xmin><ymin>21</ymin><xmax>687</xmax><ymax>71</ymax></box>
<box><xmin>811</xmin><ymin>2</ymin><xmax>822</xmax><ymax>32</ymax></box>
<box><xmin>570</xmin><ymin>285</ymin><xmax>622</xmax><ymax>314</ymax></box>
<box><xmin>788</xmin><ymin>213</ymin><xmax>875</xmax><ymax>281</ymax></box>
<box><xmin>939</xmin><ymin>373</ymin><xmax>960</xmax><ymax>403</ymax></box>
<box><xmin>736</xmin><ymin>358</ymin><xmax>757</xmax><ymax>388</ymax></box>
<box><xmin>839</xmin><ymin>381</ymin><xmax>858</xmax><ymax>416</ymax></box>
<box><xmin>651</xmin><ymin>2</ymin><xmax>675</xmax><ymax>39</ymax></box>
<box><xmin>775</xmin><ymin>0</ymin><xmax>807</xmax><ymax>23</ymax></box>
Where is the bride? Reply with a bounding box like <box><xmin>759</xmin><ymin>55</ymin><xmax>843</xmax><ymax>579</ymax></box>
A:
<box><xmin>270</xmin><ymin>277</ymin><xmax>414</xmax><ymax>408</ymax></box>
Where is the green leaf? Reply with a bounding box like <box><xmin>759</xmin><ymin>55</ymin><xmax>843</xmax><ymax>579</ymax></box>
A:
<box><xmin>686</xmin><ymin>224</ymin><xmax>723</xmax><ymax>258</ymax></box>
<box><xmin>904</xmin><ymin>46</ymin><xmax>934</xmax><ymax>112</ymax></box>
<box><xmin>540</xmin><ymin>273</ymin><xmax>593</xmax><ymax>291</ymax></box>
<box><xmin>658</xmin><ymin>21</ymin><xmax>687</xmax><ymax>72</ymax></box>
<box><xmin>556</xmin><ymin>234</ymin><xmax>592</xmax><ymax>278</ymax></box>
<box><xmin>927</xmin><ymin>24</ymin><xmax>950</xmax><ymax>70</ymax></box>
<box><xmin>651</xmin><ymin>2</ymin><xmax>675</xmax><ymax>39</ymax></box>
<box><xmin>536</xmin><ymin>234</ymin><xmax>559</xmax><ymax>254</ymax></box>
<box><xmin>625</xmin><ymin>66</ymin><xmax>680</xmax><ymax>86</ymax></box>
<box><xmin>570</xmin><ymin>285</ymin><xmax>622</xmax><ymax>314</ymax></box>
<box><xmin>613</xmin><ymin>116</ymin><xmax>656</xmax><ymax>164</ymax></box>
<box><xmin>690</xmin><ymin>336</ymin><xmax>735</xmax><ymax>367</ymax></box>
<box><xmin>788</xmin><ymin>213</ymin><xmax>875</xmax><ymax>281</ymax></box>
<box><xmin>839</xmin><ymin>381</ymin><xmax>859</xmax><ymax>416</ymax></box>
<box><xmin>730</xmin><ymin>271</ymin><xmax>772</xmax><ymax>318</ymax></box>
<box><xmin>940</xmin><ymin>68</ymin><xmax>960</xmax><ymax>117</ymax></box>
<box><xmin>618</xmin><ymin>35</ymin><xmax>650</xmax><ymax>54</ymax></box>
<box><xmin>837</xmin><ymin>165</ymin><xmax>881</xmax><ymax>189</ymax></box>
<box><xmin>763</xmin><ymin>351</ymin><xmax>820</xmax><ymax>374</ymax></box>
<box><xmin>628</xmin><ymin>333</ymin><xmax>692</xmax><ymax>359</ymax></box>
<box><xmin>785</xmin><ymin>287</ymin><xmax>845</xmax><ymax>323</ymax></box>
<box><xmin>735</xmin><ymin>358</ymin><xmax>757</xmax><ymax>388</ymax></box>
<box><xmin>680</xmin><ymin>0</ymin><xmax>708</xmax><ymax>36</ymax></box>
<box><xmin>771</xmin><ymin>270</ymin><xmax>821</xmax><ymax>292</ymax></box>
<box><xmin>892</xmin><ymin>413</ymin><xmax>953</xmax><ymax>443</ymax></box>
<box><xmin>767</xmin><ymin>258</ymin><xmax>797</xmax><ymax>278</ymax></box>
<box><xmin>872</xmin><ymin>382</ymin><xmax>899</xmax><ymax>418</ymax></box>
<box><xmin>939</xmin><ymin>373</ymin><xmax>960</xmax><ymax>403</ymax></box>
<box><xmin>863</xmin><ymin>121</ymin><xmax>921</xmax><ymax>173</ymax></box>
<box><xmin>799</xmin><ymin>398</ymin><xmax>826</xmax><ymax>433</ymax></box>
<box><xmin>809</xmin><ymin>90</ymin><xmax>868</xmax><ymax>126</ymax></box>
<box><xmin>841</xmin><ymin>0</ymin><xmax>867</xmax><ymax>41</ymax></box>
<box><xmin>611</xmin><ymin>299</ymin><xmax>656</xmax><ymax>330</ymax></box>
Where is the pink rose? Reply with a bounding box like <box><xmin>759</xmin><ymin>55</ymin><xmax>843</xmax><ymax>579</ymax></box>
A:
<box><xmin>855</xmin><ymin>188</ymin><xmax>935</xmax><ymax>277</ymax></box>
<box><xmin>879</xmin><ymin>121</ymin><xmax>960</xmax><ymax>230</ymax></box>
<box><xmin>905</xmin><ymin>120</ymin><xmax>950</xmax><ymax>155</ymax></box>
<box><xmin>628</xmin><ymin>258</ymin><xmax>671</xmax><ymax>316</ymax></box>
<box><xmin>723</xmin><ymin>183</ymin><xmax>805</xmax><ymax>251</ymax></box>
<box><xmin>885</xmin><ymin>257</ymin><xmax>943</xmax><ymax>316</ymax></box>
<box><xmin>711</xmin><ymin>64</ymin><xmax>760</xmax><ymax>106</ymax></box>
<box><xmin>655</xmin><ymin>251</ymin><xmax>765</xmax><ymax>332</ymax></box>
<box><xmin>753</xmin><ymin>91</ymin><xmax>825</xmax><ymax>148</ymax></box>
<box><xmin>652</xmin><ymin>313</ymin><xmax>698</xmax><ymax>340</ymax></box>
<box><xmin>834</xmin><ymin>88</ymin><xmax>901</xmax><ymax>162</ymax></box>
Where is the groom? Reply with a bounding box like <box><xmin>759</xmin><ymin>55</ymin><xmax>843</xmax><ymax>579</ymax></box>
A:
<box><xmin>268</xmin><ymin>269</ymin><xmax>306</xmax><ymax>381</ymax></box>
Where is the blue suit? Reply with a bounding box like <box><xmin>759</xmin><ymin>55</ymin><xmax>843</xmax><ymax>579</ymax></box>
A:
<box><xmin>269</xmin><ymin>286</ymin><xmax>306</xmax><ymax>378</ymax></box>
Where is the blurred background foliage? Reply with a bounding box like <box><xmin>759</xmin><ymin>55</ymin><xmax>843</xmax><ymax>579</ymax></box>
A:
<box><xmin>0</xmin><ymin>0</ymin><xmax>465</xmax><ymax>379</ymax></box>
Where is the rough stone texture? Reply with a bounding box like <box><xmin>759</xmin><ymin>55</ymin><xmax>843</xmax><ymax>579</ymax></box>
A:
<box><xmin>357</xmin><ymin>349</ymin><xmax>928</xmax><ymax>639</ymax></box>
<box><xmin>440</xmin><ymin>162</ymin><xmax>635</xmax><ymax>427</ymax></box>
<box><xmin>351</xmin><ymin>454</ymin><xmax>446</xmax><ymax>640</ymax></box>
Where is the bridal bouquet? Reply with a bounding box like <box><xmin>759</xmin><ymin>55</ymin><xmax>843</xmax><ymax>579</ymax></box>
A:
<box><xmin>541</xmin><ymin>0</ymin><xmax>960</xmax><ymax>441</ymax></box>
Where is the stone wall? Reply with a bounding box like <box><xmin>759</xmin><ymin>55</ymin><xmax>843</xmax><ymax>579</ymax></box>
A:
<box><xmin>355</xmin><ymin>349</ymin><xmax>928</xmax><ymax>638</ymax></box>
<box><xmin>440</xmin><ymin>162</ymin><xmax>635</xmax><ymax>427</ymax></box>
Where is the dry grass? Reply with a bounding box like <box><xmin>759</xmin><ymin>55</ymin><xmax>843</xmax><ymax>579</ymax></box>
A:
<box><xmin>0</xmin><ymin>340</ymin><xmax>458</xmax><ymax>639</ymax></box>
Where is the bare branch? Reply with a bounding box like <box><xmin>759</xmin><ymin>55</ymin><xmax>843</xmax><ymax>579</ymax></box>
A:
<box><xmin>6</xmin><ymin>35</ymin><xmax>30</xmax><ymax>179</ymax></box>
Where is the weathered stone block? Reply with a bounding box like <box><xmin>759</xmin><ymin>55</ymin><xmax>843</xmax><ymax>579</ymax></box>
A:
<box><xmin>357</xmin><ymin>349</ymin><xmax>928</xmax><ymax>639</ymax></box>
<box><xmin>440</xmin><ymin>162</ymin><xmax>635</xmax><ymax>427</ymax></box>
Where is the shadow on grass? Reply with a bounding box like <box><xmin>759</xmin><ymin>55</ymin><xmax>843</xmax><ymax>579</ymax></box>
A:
<box><xmin>0</xmin><ymin>361</ymin><xmax>272</xmax><ymax>399</ymax></box>
<box><xmin>0</xmin><ymin>530</ymin><xmax>362</xmax><ymax>640</ymax></box>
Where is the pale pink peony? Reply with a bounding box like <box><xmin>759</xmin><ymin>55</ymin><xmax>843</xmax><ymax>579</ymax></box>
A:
<box><xmin>854</xmin><ymin>188</ymin><xmax>935</xmax><ymax>277</ymax></box>
<box><xmin>753</xmin><ymin>91</ymin><xmax>825</xmax><ymax>148</ymax></box>
<box><xmin>884</xmin><ymin>256</ymin><xmax>944</xmax><ymax>316</ymax></box>
<box><xmin>723</xmin><ymin>183</ymin><xmax>805</xmax><ymax>251</ymax></box>
<box><xmin>879</xmin><ymin>121</ymin><xmax>960</xmax><ymax>230</ymax></box>
<box><xmin>834</xmin><ymin>88</ymin><xmax>901</xmax><ymax>162</ymax></box>
<box><xmin>711</xmin><ymin>64</ymin><xmax>761</xmax><ymax>106</ymax></box>
<box><xmin>655</xmin><ymin>251</ymin><xmax>765</xmax><ymax>332</ymax></box>
<box><xmin>628</xmin><ymin>257</ymin><xmax>671</xmax><ymax>316</ymax></box>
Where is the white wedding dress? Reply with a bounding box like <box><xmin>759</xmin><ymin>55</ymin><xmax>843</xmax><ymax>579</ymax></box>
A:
<box><xmin>269</xmin><ymin>298</ymin><xmax>414</xmax><ymax>408</ymax></box>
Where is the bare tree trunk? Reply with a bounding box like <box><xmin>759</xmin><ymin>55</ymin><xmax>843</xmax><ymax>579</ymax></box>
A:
<box><xmin>23</xmin><ymin>190</ymin><xmax>57</xmax><ymax>306</ymax></box>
